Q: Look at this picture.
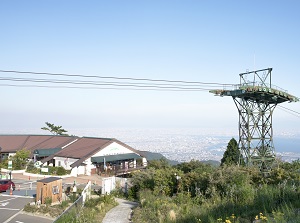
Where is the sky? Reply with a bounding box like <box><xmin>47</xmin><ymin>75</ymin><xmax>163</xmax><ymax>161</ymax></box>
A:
<box><xmin>0</xmin><ymin>1</ymin><xmax>300</xmax><ymax>136</ymax></box>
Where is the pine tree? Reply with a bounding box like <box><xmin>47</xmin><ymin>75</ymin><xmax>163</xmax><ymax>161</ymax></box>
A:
<box><xmin>221</xmin><ymin>138</ymin><xmax>244</xmax><ymax>166</ymax></box>
<box><xmin>41</xmin><ymin>122</ymin><xmax>69</xmax><ymax>136</ymax></box>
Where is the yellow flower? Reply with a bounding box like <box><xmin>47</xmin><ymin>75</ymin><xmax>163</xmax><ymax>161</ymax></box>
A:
<box><xmin>255</xmin><ymin>215</ymin><xmax>259</xmax><ymax>220</ymax></box>
<box><xmin>225</xmin><ymin>220</ymin><xmax>232</xmax><ymax>223</ymax></box>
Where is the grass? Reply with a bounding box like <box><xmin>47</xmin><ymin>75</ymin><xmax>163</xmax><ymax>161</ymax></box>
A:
<box><xmin>131</xmin><ymin>184</ymin><xmax>300</xmax><ymax>223</ymax></box>
<box><xmin>54</xmin><ymin>194</ymin><xmax>118</xmax><ymax>223</ymax></box>
<box><xmin>23</xmin><ymin>194</ymin><xmax>118</xmax><ymax>222</ymax></box>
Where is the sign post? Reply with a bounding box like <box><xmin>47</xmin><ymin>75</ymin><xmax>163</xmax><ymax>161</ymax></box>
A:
<box><xmin>8</xmin><ymin>160</ymin><xmax>12</xmax><ymax>170</ymax></box>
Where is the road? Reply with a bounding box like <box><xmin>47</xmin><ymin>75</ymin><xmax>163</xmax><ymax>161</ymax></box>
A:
<box><xmin>7</xmin><ymin>213</ymin><xmax>53</xmax><ymax>223</ymax></box>
<box><xmin>0</xmin><ymin>174</ymin><xmax>100</xmax><ymax>223</ymax></box>
<box><xmin>0</xmin><ymin>196</ymin><xmax>28</xmax><ymax>223</ymax></box>
<box><xmin>0</xmin><ymin>178</ymin><xmax>54</xmax><ymax>223</ymax></box>
<box><xmin>0</xmin><ymin>195</ymin><xmax>53</xmax><ymax>223</ymax></box>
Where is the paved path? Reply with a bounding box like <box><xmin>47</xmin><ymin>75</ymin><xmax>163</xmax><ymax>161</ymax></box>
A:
<box><xmin>102</xmin><ymin>198</ymin><xmax>138</xmax><ymax>223</ymax></box>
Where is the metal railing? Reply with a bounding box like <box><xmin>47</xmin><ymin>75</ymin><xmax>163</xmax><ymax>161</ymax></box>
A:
<box><xmin>98</xmin><ymin>163</ymin><xmax>146</xmax><ymax>176</ymax></box>
<box><xmin>53</xmin><ymin>181</ymin><xmax>91</xmax><ymax>222</ymax></box>
<box><xmin>239</xmin><ymin>82</ymin><xmax>288</xmax><ymax>93</ymax></box>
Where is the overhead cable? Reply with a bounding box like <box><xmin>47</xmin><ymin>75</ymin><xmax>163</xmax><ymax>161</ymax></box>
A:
<box><xmin>0</xmin><ymin>69</ymin><xmax>234</xmax><ymax>86</ymax></box>
<box><xmin>0</xmin><ymin>76</ymin><xmax>227</xmax><ymax>90</ymax></box>
<box><xmin>0</xmin><ymin>84</ymin><xmax>209</xmax><ymax>91</ymax></box>
<box><xmin>278</xmin><ymin>105</ymin><xmax>300</xmax><ymax>118</ymax></box>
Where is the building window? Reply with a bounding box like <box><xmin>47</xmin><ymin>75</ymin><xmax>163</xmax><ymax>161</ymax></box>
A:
<box><xmin>52</xmin><ymin>186</ymin><xmax>59</xmax><ymax>195</ymax></box>
<box><xmin>1</xmin><ymin>153</ymin><xmax>9</xmax><ymax>160</ymax></box>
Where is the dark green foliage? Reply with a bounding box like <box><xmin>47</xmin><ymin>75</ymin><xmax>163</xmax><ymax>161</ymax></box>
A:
<box><xmin>131</xmin><ymin>158</ymin><xmax>300</xmax><ymax>222</ymax></box>
<box><xmin>26</xmin><ymin>165</ymin><xmax>70</xmax><ymax>176</ymax></box>
<box><xmin>13</xmin><ymin>148</ymin><xmax>31</xmax><ymax>170</ymax></box>
<box><xmin>221</xmin><ymin>138</ymin><xmax>244</xmax><ymax>166</ymax></box>
<box><xmin>44</xmin><ymin>197</ymin><xmax>52</xmax><ymax>206</ymax></box>
<box><xmin>130</xmin><ymin>166</ymin><xmax>180</xmax><ymax>198</ymax></box>
<box><xmin>56</xmin><ymin>166</ymin><xmax>67</xmax><ymax>175</ymax></box>
<box><xmin>0</xmin><ymin>148</ymin><xmax>31</xmax><ymax>170</ymax></box>
<box><xmin>148</xmin><ymin>158</ymin><xmax>171</xmax><ymax>169</ymax></box>
<box><xmin>41</xmin><ymin>122</ymin><xmax>69</xmax><ymax>136</ymax></box>
<box><xmin>26</xmin><ymin>161</ymin><xmax>40</xmax><ymax>174</ymax></box>
<box><xmin>176</xmin><ymin>160</ymin><xmax>216</xmax><ymax>197</ymax></box>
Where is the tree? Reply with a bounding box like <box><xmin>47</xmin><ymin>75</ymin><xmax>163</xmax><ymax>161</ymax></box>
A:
<box><xmin>148</xmin><ymin>158</ymin><xmax>171</xmax><ymax>169</ymax></box>
<box><xmin>221</xmin><ymin>138</ymin><xmax>244</xmax><ymax>166</ymax></box>
<box><xmin>41</xmin><ymin>122</ymin><xmax>69</xmax><ymax>136</ymax></box>
<box><xmin>6</xmin><ymin>148</ymin><xmax>31</xmax><ymax>170</ymax></box>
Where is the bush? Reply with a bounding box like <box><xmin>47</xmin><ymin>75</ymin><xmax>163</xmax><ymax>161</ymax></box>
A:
<box><xmin>44</xmin><ymin>197</ymin><xmax>52</xmax><ymax>206</ymax></box>
<box><xmin>56</xmin><ymin>166</ymin><xmax>67</xmax><ymax>175</ymax></box>
<box><xmin>130</xmin><ymin>159</ymin><xmax>300</xmax><ymax>222</ymax></box>
<box><xmin>26</xmin><ymin>161</ymin><xmax>40</xmax><ymax>174</ymax></box>
<box><xmin>60</xmin><ymin>200</ymin><xmax>69</xmax><ymax>209</ymax></box>
<box><xmin>23</xmin><ymin>203</ymin><xmax>38</xmax><ymax>213</ymax></box>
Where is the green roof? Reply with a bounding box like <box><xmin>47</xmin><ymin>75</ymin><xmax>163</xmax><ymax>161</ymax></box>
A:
<box><xmin>34</xmin><ymin>148</ymin><xmax>62</xmax><ymax>157</ymax></box>
<box><xmin>91</xmin><ymin>153</ymin><xmax>141</xmax><ymax>163</ymax></box>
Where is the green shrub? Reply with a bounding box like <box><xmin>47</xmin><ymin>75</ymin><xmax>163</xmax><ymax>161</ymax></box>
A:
<box><xmin>60</xmin><ymin>200</ymin><xmax>69</xmax><ymax>209</ymax></box>
<box><xmin>44</xmin><ymin>197</ymin><xmax>52</xmax><ymax>206</ymax></box>
<box><xmin>56</xmin><ymin>166</ymin><xmax>67</xmax><ymax>175</ymax></box>
<box><xmin>26</xmin><ymin>161</ymin><xmax>40</xmax><ymax>174</ymax></box>
<box><xmin>69</xmin><ymin>193</ymin><xmax>78</xmax><ymax>203</ymax></box>
<box><xmin>23</xmin><ymin>203</ymin><xmax>38</xmax><ymax>213</ymax></box>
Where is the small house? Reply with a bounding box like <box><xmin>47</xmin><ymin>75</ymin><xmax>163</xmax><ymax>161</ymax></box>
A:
<box><xmin>36</xmin><ymin>177</ymin><xmax>62</xmax><ymax>204</ymax></box>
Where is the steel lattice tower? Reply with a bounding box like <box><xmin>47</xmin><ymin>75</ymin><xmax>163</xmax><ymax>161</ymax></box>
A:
<box><xmin>210</xmin><ymin>68</ymin><xmax>298</xmax><ymax>173</ymax></box>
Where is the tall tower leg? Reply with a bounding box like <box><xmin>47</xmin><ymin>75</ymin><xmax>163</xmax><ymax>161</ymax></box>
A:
<box><xmin>234</xmin><ymin>97</ymin><xmax>276</xmax><ymax>173</ymax></box>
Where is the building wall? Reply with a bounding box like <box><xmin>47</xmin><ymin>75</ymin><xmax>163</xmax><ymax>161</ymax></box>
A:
<box><xmin>54</xmin><ymin>157</ymin><xmax>78</xmax><ymax>170</ymax></box>
<box><xmin>54</xmin><ymin>142</ymin><xmax>137</xmax><ymax>176</ymax></box>
<box><xmin>92</xmin><ymin>142</ymin><xmax>135</xmax><ymax>157</ymax></box>
<box><xmin>70</xmin><ymin>165</ymin><xmax>86</xmax><ymax>176</ymax></box>
<box><xmin>36</xmin><ymin>179</ymin><xmax>62</xmax><ymax>204</ymax></box>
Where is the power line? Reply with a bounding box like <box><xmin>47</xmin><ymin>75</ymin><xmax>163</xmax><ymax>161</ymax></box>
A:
<box><xmin>278</xmin><ymin>105</ymin><xmax>300</xmax><ymax>118</ymax></box>
<box><xmin>0</xmin><ymin>69</ymin><xmax>234</xmax><ymax>86</ymax></box>
<box><xmin>1</xmin><ymin>69</ymin><xmax>299</xmax><ymax>116</ymax></box>
<box><xmin>0</xmin><ymin>84</ymin><xmax>209</xmax><ymax>91</ymax></box>
<box><xmin>0</xmin><ymin>76</ymin><xmax>227</xmax><ymax>90</ymax></box>
<box><xmin>0</xmin><ymin>69</ymin><xmax>235</xmax><ymax>91</ymax></box>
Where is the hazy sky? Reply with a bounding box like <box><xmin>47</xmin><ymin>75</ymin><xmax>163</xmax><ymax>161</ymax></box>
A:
<box><xmin>0</xmin><ymin>1</ymin><xmax>300</xmax><ymax>134</ymax></box>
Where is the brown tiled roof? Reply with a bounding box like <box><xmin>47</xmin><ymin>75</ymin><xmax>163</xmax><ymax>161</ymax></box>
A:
<box><xmin>41</xmin><ymin>137</ymin><xmax>113</xmax><ymax>166</ymax></box>
<box><xmin>53</xmin><ymin>137</ymin><xmax>113</xmax><ymax>159</ymax></box>
<box><xmin>69</xmin><ymin>138</ymin><xmax>142</xmax><ymax>168</ymax></box>
<box><xmin>0</xmin><ymin>135</ymin><xmax>78</xmax><ymax>155</ymax></box>
<box><xmin>0</xmin><ymin>135</ymin><xmax>143</xmax><ymax>168</ymax></box>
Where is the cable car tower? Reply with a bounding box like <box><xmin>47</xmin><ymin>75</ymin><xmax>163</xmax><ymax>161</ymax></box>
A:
<box><xmin>210</xmin><ymin>68</ymin><xmax>299</xmax><ymax>173</ymax></box>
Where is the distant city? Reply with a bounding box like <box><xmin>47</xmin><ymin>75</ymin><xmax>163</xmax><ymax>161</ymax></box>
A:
<box><xmin>71</xmin><ymin>128</ymin><xmax>300</xmax><ymax>163</ymax></box>
<box><xmin>1</xmin><ymin>128</ymin><xmax>300</xmax><ymax>163</ymax></box>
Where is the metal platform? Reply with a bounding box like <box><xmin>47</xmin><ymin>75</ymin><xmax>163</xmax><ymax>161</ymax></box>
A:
<box><xmin>210</xmin><ymin>68</ymin><xmax>298</xmax><ymax>173</ymax></box>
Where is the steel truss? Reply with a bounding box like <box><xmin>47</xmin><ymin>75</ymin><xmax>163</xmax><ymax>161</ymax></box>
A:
<box><xmin>234</xmin><ymin>97</ymin><xmax>276</xmax><ymax>172</ymax></box>
<box><xmin>209</xmin><ymin>68</ymin><xmax>298</xmax><ymax>173</ymax></box>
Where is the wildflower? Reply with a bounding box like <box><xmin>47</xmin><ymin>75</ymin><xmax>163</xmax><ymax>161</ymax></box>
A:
<box><xmin>231</xmin><ymin>214</ymin><xmax>236</xmax><ymax>219</ymax></box>
<box><xmin>225</xmin><ymin>220</ymin><xmax>232</xmax><ymax>223</ymax></box>
<box><xmin>169</xmin><ymin>210</ymin><xmax>176</xmax><ymax>221</ymax></box>
<box><xmin>255</xmin><ymin>215</ymin><xmax>259</xmax><ymax>220</ymax></box>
